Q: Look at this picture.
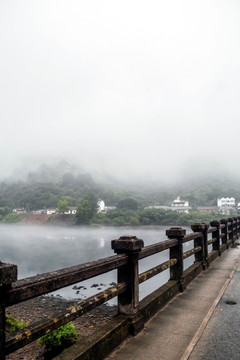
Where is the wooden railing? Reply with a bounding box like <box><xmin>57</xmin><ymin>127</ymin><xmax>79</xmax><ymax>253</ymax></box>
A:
<box><xmin>0</xmin><ymin>216</ymin><xmax>240</xmax><ymax>359</ymax></box>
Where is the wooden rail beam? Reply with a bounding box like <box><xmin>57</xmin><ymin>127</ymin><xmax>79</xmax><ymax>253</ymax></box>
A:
<box><xmin>6</xmin><ymin>254</ymin><xmax>128</xmax><ymax>307</ymax></box>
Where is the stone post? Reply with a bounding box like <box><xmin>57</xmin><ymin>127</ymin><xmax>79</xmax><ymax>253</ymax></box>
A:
<box><xmin>220</xmin><ymin>219</ymin><xmax>228</xmax><ymax>248</ymax></box>
<box><xmin>228</xmin><ymin>218</ymin><xmax>234</xmax><ymax>245</ymax></box>
<box><xmin>191</xmin><ymin>223</ymin><xmax>209</xmax><ymax>268</ymax></box>
<box><xmin>111</xmin><ymin>236</ymin><xmax>144</xmax><ymax>316</ymax></box>
<box><xmin>166</xmin><ymin>227</ymin><xmax>186</xmax><ymax>292</ymax></box>
<box><xmin>233</xmin><ymin>217</ymin><xmax>238</xmax><ymax>241</ymax></box>
<box><xmin>237</xmin><ymin>216</ymin><xmax>240</xmax><ymax>239</ymax></box>
<box><xmin>0</xmin><ymin>263</ymin><xmax>17</xmax><ymax>360</ymax></box>
<box><xmin>210</xmin><ymin>220</ymin><xmax>220</xmax><ymax>255</ymax></box>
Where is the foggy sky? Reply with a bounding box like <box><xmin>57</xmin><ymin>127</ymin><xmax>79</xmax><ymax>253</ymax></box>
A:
<box><xmin>1</xmin><ymin>0</ymin><xmax>240</xmax><ymax>183</ymax></box>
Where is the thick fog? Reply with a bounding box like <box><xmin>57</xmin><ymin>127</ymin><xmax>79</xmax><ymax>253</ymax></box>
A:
<box><xmin>1</xmin><ymin>0</ymin><xmax>240</xmax><ymax>183</ymax></box>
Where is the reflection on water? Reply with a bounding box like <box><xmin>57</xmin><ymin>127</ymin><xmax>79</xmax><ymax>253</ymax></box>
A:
<box><xmin>0</xmin><ymin>224</ymin><xmax>192</xmax><ymax>302</ymax></box>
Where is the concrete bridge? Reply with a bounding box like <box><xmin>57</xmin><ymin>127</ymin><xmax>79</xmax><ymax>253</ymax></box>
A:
<box><xmin>105</xmin><ymin>243</ymin><xmax>240</xmax><ymax>360</ymax></box>
<box><xmin>1</xmin><ymin>217</ymin><xmax>240</xmax><ymax>359</ymax></box>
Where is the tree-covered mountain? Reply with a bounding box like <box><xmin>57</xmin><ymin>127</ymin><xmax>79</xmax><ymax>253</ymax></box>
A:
<box><xmin>1</xmin><ymin>161</ymin><xmax>240</xmax><ymax>212</ymax></box>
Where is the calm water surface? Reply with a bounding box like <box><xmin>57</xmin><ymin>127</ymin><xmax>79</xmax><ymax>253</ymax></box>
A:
<box><xmin>0</xmin><ymin>224</ymin><xmax>192</xmax><ymax>302</ymax></box>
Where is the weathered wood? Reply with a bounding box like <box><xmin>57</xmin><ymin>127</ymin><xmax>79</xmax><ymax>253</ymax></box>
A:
<box><xmin>228</xmin><ymin>218</ymin><xmax>234</xmax><ymax>245</ymax></box>
<box><xmin>237</xmin><ymin>217</ymin><xmax>240</xmax><ymax>239</ymax></box>
<box><xmin>233</xmin><ymin>217</ymin><xmax>238</xmax><ymax>239</ymax></box>
<box><xmin>208</xmin><ymin>238</ymin><xmax>217</xmax><ymax>245</ymax></box>
<box><xmin>0</xmin><ymin>264</ymin><xmax>17</xmax><ymax>360</ymax></box>
<box><xmin>5</xmin><ymin>282</ymin><xmax>127</xmax><ymax>355</ymax></box>
<box><xmin>210</xmin><ymin>221</ymin><xmax>220</xmax><ymax>255</ymax></box>
<box><xmin>190</xmin><ymin>232</ymin><xmax>204</xmax><ymax>266</ymax></box>
<box><xmin>167</xmin><ymin>227</ymin><xmax>186</xmax><ymax>292</ymax></box>
<box><xmin>220</xmin><ymin>219</ymin><xmax>228</xmax><ymax>247</ymax></box>
<box><xmin>183</xmin><ymin>246</ymin><xmax>202</xmax><ymax>260</ymax></box>
<box><xmin>0</xmin><ymin>216</ymin><xmax>237</xmax><ymax>359</ymax></box>
<box><xmin>182</xmin><ymin>232</ymin><xmax>202</xmax><ymax>243</ymax></box>
<box><xmin>0</xmin><ymin>298</ymin><xmax>5</xmax><ymax>360</ymax></box>
<box><xmin>112</xmin><ymin>236</ymin><xmax>144</xmax><ymax>252</ymax></box>
<box><xmin>139</xmin><ymin>239</ymin><xmax>178</xmax><ymax>259</ymax></box>
<box><xmin>112</xmin><ymin>236</ymin><xmax>144</xmax><ymax>315</ymax></box>
<box><xmin>191</xmin><ymin>223</ymin><xmax>209</xmax><ymax>268</ymax></box>
<box><xmin>0</xmin><ymin>263</ymin><xmax>17</xmax><ymax>286</ymax></box>
<box><xmin>6</xmin><ymin>254</ymin><xmax>128</xmax><ymax>306</ymax></box>
<box><xmin>139</xmin><ymin>258</ymin><xmax>177</xmax><ymax>284</ymax></box>
<box><xmin>207</xmin><ymin>226</ymin><xmax>217</xmax><ymax>234</ymax></box>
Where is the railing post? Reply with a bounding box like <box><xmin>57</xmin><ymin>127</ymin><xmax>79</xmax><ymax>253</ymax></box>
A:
<box><xmin>166</xmin><ymin>227</ymin><xmax>186</xmax><ymax>292</ymax></box>
<box><xmin>228</xmin><ymin>218</ymin><xmax>234</xmax><ymax>245</ymax></box>
<box><xmin>210</xmin><ymin>220</ymin><xmax>220</xmax><ymax>255</ymax></box>
<box><xmin>0</xmin><ymin>263</ymin><xmax>17</xmax><ymax>360</ymax></box>
<box><xmin>111</xmin><ymin>236</ymin><xmax>144</xmax><ymax>316</ymax></box>
<box><xmin>237</xmin><ymin>216</ymin><xmax>240</xmax><ymax>238</ymax></box>
<box><xmin>233</xmin><ymin>217</ymin><xmax>238</xmax><ymax>241</ymax></box>
<box><xmin>220</xmin><ymin>219</ymin><xmax>228</xmax><ymax>248</ymax></box>
<box><xmin>191</xmin><ymin>223</ymin><xmax>209</xmax><ymax>268</ymax></box>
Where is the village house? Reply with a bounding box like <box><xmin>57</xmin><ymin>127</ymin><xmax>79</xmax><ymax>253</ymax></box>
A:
<box><xmin>217</xmin><ymin>197</ymin><xmax>235</xmax><ymax>207</ymax></box>
<box><xmin>97</xmin><ymin>200</ymin><xmax>117</xmax><ymax>213</ymax></box>
<box><xmin>170</xmin><ymin>196</ymin><xmax>191</xmax><ymax>213</ymax></box>
<box><xmin>46</xmin><ymin>208</ymin><xmax>57</xmax><ymax>215</ymax></box>
<box><xmin>145</xmin><ymin>196</ymin><xmax>191</xmax><ymax>213</ymax></box>
<box><xmin>217</xmin><ymin>197</ymin><xmax>236</xmax><ymax>215</ymax></box>
<box><xmin>64</xmin><ymin>207</ymin><xmax>77</xmax><ymax>215</ymax></box>
<box><xmin>12</xmin><ymin>208</ymin><xmax>26</xmax><ymax>214</ymax></box>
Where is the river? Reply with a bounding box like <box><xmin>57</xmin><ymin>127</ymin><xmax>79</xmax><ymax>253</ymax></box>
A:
<box><xmin>0</xmin><ymin>224</ymin><xmax>193</xmax><ymax>303</ymax></box>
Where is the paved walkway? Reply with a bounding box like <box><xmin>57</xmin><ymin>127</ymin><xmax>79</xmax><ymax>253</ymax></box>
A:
<box><xmin>189</xmin><ymin>255</ymin><xmax>240</xmax><ymax>360</ymax></box>
<box><xmin>106</xmin><ymin>244</ymin><xmax>240</xmax><ymax>360</ymax></box>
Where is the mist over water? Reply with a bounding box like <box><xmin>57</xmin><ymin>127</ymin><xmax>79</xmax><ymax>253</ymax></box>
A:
<box><xmin>0</xmin><ymin>224</ymin><xmax>192</xmax><ymax>301</ymax></box>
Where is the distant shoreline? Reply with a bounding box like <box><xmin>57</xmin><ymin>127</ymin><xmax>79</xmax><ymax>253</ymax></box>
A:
<box><xmin>18</xmin><ymin>213</ymin><xmax>75</xmax><ymax>226</ymax></box>
<box><xmin>0</xmin><ymin>216</ymin><xmax>190</xmax><ymax>229</ymax></box>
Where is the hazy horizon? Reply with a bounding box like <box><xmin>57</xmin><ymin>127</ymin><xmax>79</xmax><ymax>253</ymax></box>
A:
<box><xmin>1</xmin><ymin>1</ymin><xmax>240</xmax><ymax>184</ymax></box>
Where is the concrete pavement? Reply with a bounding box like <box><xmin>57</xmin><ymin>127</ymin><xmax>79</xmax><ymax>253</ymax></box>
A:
<box><xmin>188</xmin><ymin>253</ymin><xmax>240</xmax><ymax>360</ymax></box>
<box><xmin>106</xmin><ymin>244</ymin><xmax>240</xmax><ymax>360</ymax></box>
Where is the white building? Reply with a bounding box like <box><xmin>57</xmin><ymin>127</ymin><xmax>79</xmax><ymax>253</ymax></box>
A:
<box><xmin>171</xmin><ymin>196</ymin><xmax>190</xmax><ymax>213</ymax></box>
<box><xmin>171</xmin><ymin>196</ymin><xmax>189</xmax><ymax>207</ymax></box>
<box><xmin>237</xmin><ymin>203</ymin><xmax>240</xmax><ymax>214</ymax></box>
<box><xmin>145</xmin><ymin>196</ymin><xmax>191</xmax><ymax>213</ymax></box>
<box><xmin>70</xmin><ymin>207</ymin><xmax>77</xmax><ymax>215</ymax></box>
<box><xmin>97</xmin><ymin>200</ymin><xmax>105</xmax><ymax>213</ymax></box>
<box><xmin>46</xmin><ymin>208</ymin><xmax>57</xmax><ymax>215</ymax></box>
<box><xmin>217</xmin><ymin>197</ymin><xmax>235</xmax><ymax>207</ymax></box>
<box><xmin>64</xmin><ymin>207</ymin><xmax>77</xmax><ymax>215</ymax></box>
<box><xmin>12</xmin><ymin>208</ymin><xmax>26</xmax><ymax>214</ymax></box>
<box><xmin>217</xmin><ymin>197</ymin><xmax>236</xmax><ymax>215</ymax></box>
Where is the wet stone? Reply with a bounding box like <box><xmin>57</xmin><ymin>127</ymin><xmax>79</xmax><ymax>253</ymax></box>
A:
<box><xmin>91</xmin><ymin>284</ymin><xmax>99</xmax><ymax>288</ymax></box>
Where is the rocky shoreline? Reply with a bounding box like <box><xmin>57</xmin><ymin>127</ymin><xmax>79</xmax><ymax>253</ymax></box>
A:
<box><xmin>6</xmin><ymin>295</ymin><xmax>117</xmax><ymax>359</ymax></box>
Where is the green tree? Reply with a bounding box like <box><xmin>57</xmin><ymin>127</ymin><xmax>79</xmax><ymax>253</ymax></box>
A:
<box><xmin>57</xmin><ymin>200</ymin><xmax>70</xmax><ymax>214</ymax></box>
<box><xmin>2</xmin><ymin>213</ymin><xmax>19</xmax><ymax>223</ymax></box>
<box><xmin>83</xmin><ymin>190</ymin><xmax>98</xmax><ymax>217</ymax></box>
<box><xmin>75</xmin><ymin>199</ymin><xmax>92</xmax><ymax>224</ymax></box>
<box><xmin>128</xmin><ymin>216</ymin><xmax>140</xmax><ymax>226</ymax></box>
<box><xmin>117</xmin><ymin>198</ymin><xmax>139</xmax><ymax>210</ymax></box>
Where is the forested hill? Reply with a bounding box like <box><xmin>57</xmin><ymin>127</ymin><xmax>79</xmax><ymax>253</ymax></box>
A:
<box><xmin>1</xmin><ymin>162</ymin><xmax>240</xmax><ymax>211</ymax></box>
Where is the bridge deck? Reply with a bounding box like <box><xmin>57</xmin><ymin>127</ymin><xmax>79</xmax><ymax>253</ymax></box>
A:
<box><xmin>106</xmin><ymin>244</ymin><xmax>240</xmax><ymax>360</ymax></box>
